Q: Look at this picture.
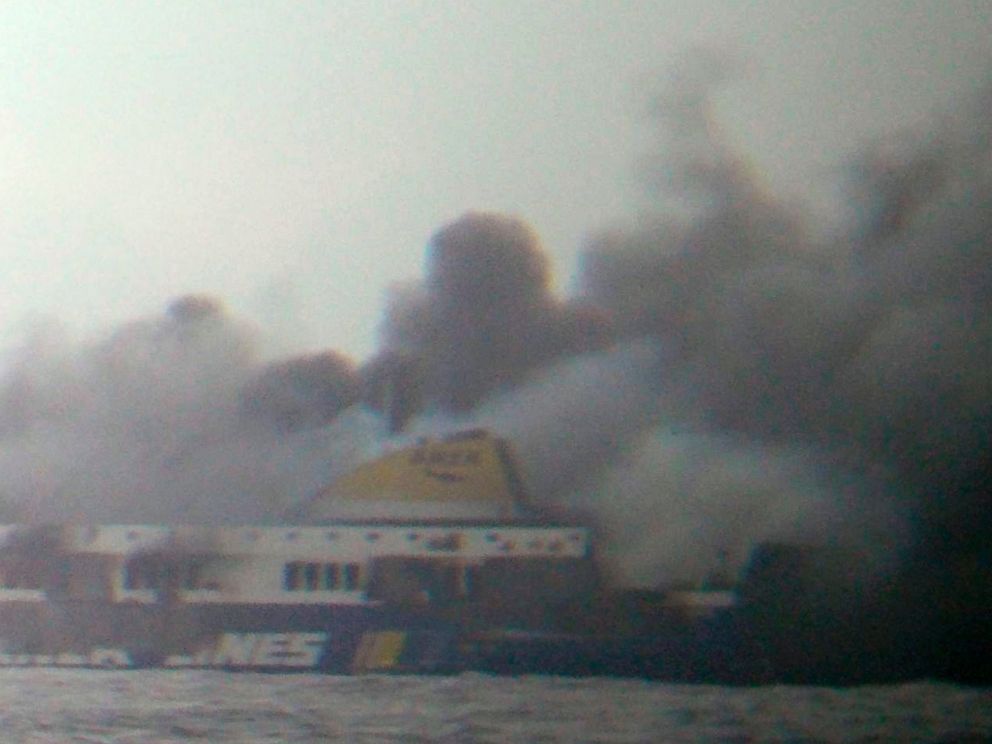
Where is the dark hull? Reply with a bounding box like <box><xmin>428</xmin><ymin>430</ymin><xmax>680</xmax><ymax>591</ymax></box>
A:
<box><xmin>0</xmin><ymin>599</ymin><xmax>760</xmax><ymax>681</ymax></box>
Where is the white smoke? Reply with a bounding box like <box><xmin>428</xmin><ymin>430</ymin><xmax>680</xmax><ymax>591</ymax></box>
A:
<box><xmin>574</xmin><ymin>430</ymin><xmax>850</xmax><ymax>588</ymax></box>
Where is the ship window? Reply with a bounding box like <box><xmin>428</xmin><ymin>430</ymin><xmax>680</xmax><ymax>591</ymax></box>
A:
<box><xmin>1</xmin><ymin>563</ymin><xmax>43</xmax><ymax>590</ymax></box>
<box><xmin>426</xmin><ymin>533</ymin><xmax>461</xmax><ymax>552</ymax></box>
<box><xmin>461</xmin><ymin>565</ymin><xmax>475</xmax><ymax>597</ymax></box>
<box><xmin>182</xmin><ymin>563</ymin><xmax>218</xmax><ymax>591</ymax></box>
<box><xmin>304</xmin><ymin>562</ymin><xmax>319</xmax><ymax>591</ymax></box>
<box><xmin>123</xmin><ymin>559</ymin><xmax>160</xmax><ymax>591</ymax></box>
<box><xmin>182</xmin><ymin>563</ymin><xmax>200</xmax><ymax>590</ymax></box>
<box><xmin>283</xmin><ymin>561</ymin><xmax>303</xmax><ymax>591</ymax></box>
<box><xmin>343</xmin><ymin>563</ymin><xmax>361</xmax><ymax>591</ymax></box>
<box><xmin>284</xmin><ymin>562</ymin><xmax>361</xmax><ymax>591</ymax></box>
<box><xmin>323</xmin><ymin>563</ymin><xmax>340</xmax><ymax>590</ymax></box>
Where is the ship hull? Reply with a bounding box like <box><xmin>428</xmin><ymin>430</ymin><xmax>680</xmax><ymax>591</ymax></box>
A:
<box><xmin>0</xmin><ymin>598</ymin><xmax>758</xmax><ymax>681</ymax></box>
<box><xmin>0</xmin><ymin>599</ymin><xmax>458</xmax><ymax>674</ymax></box>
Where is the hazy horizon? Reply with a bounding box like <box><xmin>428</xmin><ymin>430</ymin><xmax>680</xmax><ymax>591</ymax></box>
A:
<box><xmin>3</xmin><ymin>1</ymin><xmax>989</xmax><ymax>361</ymax></box>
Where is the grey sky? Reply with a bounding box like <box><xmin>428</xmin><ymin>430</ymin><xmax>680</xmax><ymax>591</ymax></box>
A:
<box><xmin>1</xmin><ymin>1</ymin><xmax>989</xmax><ymax>359</ymax></box>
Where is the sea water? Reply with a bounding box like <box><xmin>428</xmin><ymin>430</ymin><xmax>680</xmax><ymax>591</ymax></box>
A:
<box><xmin>0</xmin><ymin>670</ymin><xmax>988</xmax><ymax>743</ymax></box>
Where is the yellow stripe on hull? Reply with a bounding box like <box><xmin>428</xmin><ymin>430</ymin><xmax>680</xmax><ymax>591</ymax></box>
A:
<box><xmin>352</xmin><ymin>631</ymin><xmax>407</xmax><ymax>672</ymax></box>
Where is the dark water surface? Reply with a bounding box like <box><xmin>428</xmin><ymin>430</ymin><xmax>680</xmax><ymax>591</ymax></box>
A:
<box><xmin>0</xmin><ymin>670</ymin><xmax>989</xmax><ymax>743</ymax></box>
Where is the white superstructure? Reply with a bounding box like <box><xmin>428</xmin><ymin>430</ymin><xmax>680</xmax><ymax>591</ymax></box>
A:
<box><xmin>0</xmin><ymin>523</ymin><xmax>590</xmax><ymax>606</ymax></box>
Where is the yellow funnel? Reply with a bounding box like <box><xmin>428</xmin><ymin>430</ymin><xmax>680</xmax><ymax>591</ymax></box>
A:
<box><xmin>305</xmin><ymin>430</ymin><xmax>528</xmax><ymax>520</ymax></box>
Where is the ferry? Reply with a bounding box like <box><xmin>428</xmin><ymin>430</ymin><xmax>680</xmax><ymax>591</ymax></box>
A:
<box><xmin>0</xmin><ymin>431</ymin><xmax>752</xmax><ymax>679</ymax></box>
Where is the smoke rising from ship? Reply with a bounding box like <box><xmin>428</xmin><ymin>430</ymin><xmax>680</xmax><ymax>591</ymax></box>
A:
<box><xmin>374</xmin><ymin>211</ymin><xmax>613</xmax><ymax>414</ymax></box>
<box><xmin>576</xmin><ymin>63</ymin><xmax>992</xmax><ymax>580</ymax></box>
<box><xmin>0</xmin><ymin>296</ymin><xmax>383</xmax><ymax>525</ymax></box>
<box><xmin>371</xmin><ymin>59</ymin><xmax>992</xmax><ymax>585</ymax></box>
<box><xmin>0</xmin><ymin>60</ymin><xmax>987</xmax><ymax>598</ymax></box>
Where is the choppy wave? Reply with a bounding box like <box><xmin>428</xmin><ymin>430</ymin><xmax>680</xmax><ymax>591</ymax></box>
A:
<box><xmin>0</xmin><ymin>670</ymin><xmax>988</xmax><ymax>743</ymax></box>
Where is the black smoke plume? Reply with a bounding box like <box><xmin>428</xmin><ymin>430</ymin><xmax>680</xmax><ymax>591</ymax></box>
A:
<box><xmin>375</xmin><ymin>212</ymin><xmax>613</xmax><ymax>415</ymax></box>
<box><xmin>241</xmin><ymin>351</ymin><xmax>360</xmax><ymax>433</ymax></box>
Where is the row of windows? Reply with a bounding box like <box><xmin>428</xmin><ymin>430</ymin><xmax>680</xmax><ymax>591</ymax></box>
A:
<box><xmin>283</xmin><ymin>561</ymin><xmax>363</xmax><ymax>592</ymax></box>
<box><xmin>122</xmin><ymin>560</ymin><xmax>366</xmax><ymax>593</ymax></box>
<box><xmin>123</xmin><ymin>561</ymin><xmax>208</xmax><ymax>591</ymax></box>
<box><xmin>1</xmin><ymin>573</ymin><xmax>42</xmax><ymax>590</ymax></box>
